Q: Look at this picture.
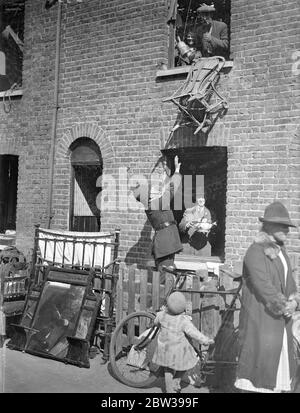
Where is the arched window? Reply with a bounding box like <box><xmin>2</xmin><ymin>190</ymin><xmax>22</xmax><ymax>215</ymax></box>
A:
<box><xmin>69</xmin><ymin>138</ymin><xmax>102</xmax><ymax>232</ymax></box>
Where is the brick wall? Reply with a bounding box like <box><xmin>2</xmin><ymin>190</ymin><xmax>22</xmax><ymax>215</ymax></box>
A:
<box><xmin>0</xmin><ymin>0</ymin><xmax>57</xmax><ymax>253</ymax></box>
<box><xmin>0</xmin><ymin>0</ymin><xmax>299</xmax><ymax>271</ymax></box>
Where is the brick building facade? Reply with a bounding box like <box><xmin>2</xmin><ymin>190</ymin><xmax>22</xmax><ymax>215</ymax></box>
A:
<box><xmin>0</xmin><ymin>0</ymin><xmax>299</xmax><ymax>273</ymax></box>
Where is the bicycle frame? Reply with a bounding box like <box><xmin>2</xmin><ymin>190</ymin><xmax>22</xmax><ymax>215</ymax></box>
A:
<box><xmin>161</xmin><ymin>266</ymin><xmax>242</xmax><ymax>374</ymax></box>
<box><xmin>109</xmin><ymin>265</ymin><xmax>242</xmax><ymax>390</ymax></box>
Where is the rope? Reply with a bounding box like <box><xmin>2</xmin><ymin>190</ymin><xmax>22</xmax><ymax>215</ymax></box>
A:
<box><xmin>2</xmin><ymin>83</ymin><xmax>20</xmax><ymax>114</ymax></box>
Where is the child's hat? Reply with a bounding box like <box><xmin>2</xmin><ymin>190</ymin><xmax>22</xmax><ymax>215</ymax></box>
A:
<box><xmin>167</xmin><ymin>292</ymin><xmax>186</xmax><ymax>315</ymax></box>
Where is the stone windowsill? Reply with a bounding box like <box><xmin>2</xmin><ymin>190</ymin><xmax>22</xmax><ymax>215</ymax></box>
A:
<box><xmin>156</xmin><ymin>60</ymin><xmax>233</xmax><ymax>78</ymax></box>
<box><xmin>146</xmin><ymin>255</ymin><xmax>224</xmax><ymax>274</ymax></box>
<box><xmin>174</xmin><ymin>254</ymin><xmax>224</xmax><ymax>274</ymax></box>
<box><xmin>0</xmin><ymin>89</ymin><xmax>23</xmax><ymax>98</ymax></box>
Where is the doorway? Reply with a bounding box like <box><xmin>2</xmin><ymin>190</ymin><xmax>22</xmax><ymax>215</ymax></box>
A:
<box><xmin>0</xmin><ymin>155</ymin><xmax>18</xmax><ymax>233</ymax></box>
<box><xmin>161</xmin><ymin>147</ymin><xmax>227</xmax><ymax>259</ymax></box>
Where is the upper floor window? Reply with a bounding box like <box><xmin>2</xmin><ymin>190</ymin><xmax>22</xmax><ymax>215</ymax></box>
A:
<box><xmin>167</xmin><ymin>0</ymin><xmax>231</xmax><ymax>68</ymax></box>
<box><xmin>0</xmin><ymin>0</ymin><xmax>25</xmax><ymax>92</ymax></box>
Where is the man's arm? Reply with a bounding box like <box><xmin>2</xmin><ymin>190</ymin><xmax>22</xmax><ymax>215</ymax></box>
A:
<box><xmin>158</xmin><ymin>156</ymin><xmax>181</xmax><ymax>209</ymax></box>
<box><xmin>244</xmin><ymin>246</ymin><xmax>287</xmax><ymax>316</ymax></box>
<box><xmin>178</xmin><ymin>210</ymin><xmax>190</xmax><ymax>233</ymax></box>
<box><xmin>209</xmin><ymin>23</ymin><xmax>229</xmax><ymax>51</ymax></box>
<box><xmin>204</xmin><ymin>208</ymin><xmax>212</xmax><ymax>222</ymax></box>
<box><xmin>169</xmin><ymin>155</ymin><xmax>182</xmax><ymax>194</ymax></box>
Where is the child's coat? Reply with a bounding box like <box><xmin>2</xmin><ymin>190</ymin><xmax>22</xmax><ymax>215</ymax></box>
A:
<box><xmin>152</xmin><ymin>309</ymin><xmax>210</xmax><ymax>371</ymax></box>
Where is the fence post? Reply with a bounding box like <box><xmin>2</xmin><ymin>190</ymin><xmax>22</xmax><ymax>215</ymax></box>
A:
<box><xmin>128</xmin><ymin>265</ymin><xmax>136</xmax><ymax>315</ymax></box>
<box><xmin>116</xmin><ymin>263</ymin><xmax>125</xmax><ymax>325</ymax></box>
<box><xmin>152</xmin><ymin>271</ymin><xmax>160</xmax><ymax>312</ymax></box>
<box><xmin>192</xmin><ymin>274</ymin><xmax>201</xmax><ymax>330</ymax></box>
<box><xmin>139</xmin><ymin>269</ymin><xmax>148</xmax><ymax>312</ymax></box>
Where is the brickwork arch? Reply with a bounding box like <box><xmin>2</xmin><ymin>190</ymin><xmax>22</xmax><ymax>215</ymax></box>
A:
<box><xmin>0</xmin><ymin>141</ymin><xmax>19</xmax><ymax>155</ymax></box>
<box><xmin>58</xmin><ymin>123</ymin><xmax>115</xmax><ymax>168</ymax></box>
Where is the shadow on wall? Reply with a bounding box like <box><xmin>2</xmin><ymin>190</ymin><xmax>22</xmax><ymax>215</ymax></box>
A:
<box><xmin>124</xmin><ymin>221</ymin><xmax>153</xmax><ymax>269</ymax></box>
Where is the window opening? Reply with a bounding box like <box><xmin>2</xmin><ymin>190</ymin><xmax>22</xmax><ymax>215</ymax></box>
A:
<box><xmin>0</xmin><ymin>155</ymin><xmax>19</xmax><ymax>233</ymax></box>
<box><xmin>69</xmin><ymin>138</ymin><xmax>103</xmax><ymax>232</ymax></box>
<box><xmin>162</xmin><ymin>147</ymin><xmax>227</xmax><ymax>260</ymax></box>
<box><xmin>167</xmin><ymin>0</ymin><xmax>231</xmax><ymax>68</ymax></box>
<box><xmin>0</xmin><ymin>0</ymin><xmax>25</xmax><ymax>91</ymax></box>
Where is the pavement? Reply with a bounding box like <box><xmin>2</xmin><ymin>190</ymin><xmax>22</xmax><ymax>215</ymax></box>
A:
<box><xmin>0</xmin><ymin>340</ymin><xmax>209</xmax><ymax>394</ymax></box>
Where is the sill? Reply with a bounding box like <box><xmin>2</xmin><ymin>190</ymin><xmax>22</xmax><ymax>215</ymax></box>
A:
<box><xmin>175</xmin><ymin>254</ymin><xmax>224</xmax><ymax>274</ymax></box>
<box><xmin>156</xmin><ymin>60</ymin><xmax>233</xmax><ymax>78</ymax></box>
<box><xmin>0</xmin><ymin>89</ymin><xmax>23</xmax><ymax>98</ymax></box>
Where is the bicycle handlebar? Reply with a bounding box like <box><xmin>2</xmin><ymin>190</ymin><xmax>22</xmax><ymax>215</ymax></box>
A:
<box><xmin>161</xmin><ymin>265</ymin><xmax>195</xmax><ymax>278</ymax></box>
<box><xmin>161</xmin><ymin>265</ymin><xmax>243</xmax><ymax>297</ymax></box>
<box><xmin>162</xmin><ymin>265</ymin><xmax>242</xmax><ymax>280</ymax></box>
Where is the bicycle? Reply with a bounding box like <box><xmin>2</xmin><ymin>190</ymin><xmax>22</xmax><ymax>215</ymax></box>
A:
<box><xmin>109</xmin><ymin>266</ymin><xmax>242</xmax><ymax>390</ymax></box>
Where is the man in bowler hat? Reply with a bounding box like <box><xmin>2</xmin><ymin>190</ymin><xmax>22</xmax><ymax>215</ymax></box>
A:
<box><xmin>194</xmin><ymin>3</ymin><xmax>229</xmax><ymax>58</ymax></box>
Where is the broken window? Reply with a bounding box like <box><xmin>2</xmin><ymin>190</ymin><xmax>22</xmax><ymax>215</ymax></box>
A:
<box><xmin>163</xmin><ymin>147</ymin><xmax>227</xmax><ymax>260</ymax></box>
<box><xmin>69</xmin><ymin>138</ymin><xmax>103</xmax><ymax>232</ymax></box>
<box><xmin>167</xmin><ymin>0</ymin><xmax>231</xmax><ymax>68</ymax></box>
<box><xmin>0</xmin><ymin>0</ymin><xmax>25</xmax><ymax>92</ymax></box>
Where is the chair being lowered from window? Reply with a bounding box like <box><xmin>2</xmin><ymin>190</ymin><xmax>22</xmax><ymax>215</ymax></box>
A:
<box><xmin>163</xmin><ymin>56</ymin><xmax>228</xmax><ymax>135</ymax></box>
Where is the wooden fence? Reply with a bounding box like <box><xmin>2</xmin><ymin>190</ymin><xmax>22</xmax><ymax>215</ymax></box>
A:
<box><xmin>115</xmin><ymin>263</ymin><xmax>231</xmax><ymax>338</ymax></box>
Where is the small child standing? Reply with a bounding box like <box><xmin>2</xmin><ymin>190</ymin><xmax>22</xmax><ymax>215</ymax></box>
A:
<box><xmin>152</xmin><ymin>291</ymin><xmax>214</xmax><ymax>393</ymax></box>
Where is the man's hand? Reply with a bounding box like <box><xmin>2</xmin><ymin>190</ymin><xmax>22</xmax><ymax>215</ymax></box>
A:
<box><xmin>203</xmin><ymin>32</ymin><xmax>212</xmax><ymax>42</ymax></box>
<box><xmin>284</xmin><ymin>300</ymin><xmax>298</xmax><ymax>317</ymax></box>
<box><xmin>174</xmin><ymin>155</ymin><xmax>181</xmax><ymax>173</ymax></box>
<box><xmin>202</xmin><ymin>337</ymin><xmax>214</xmax><ymax>346</ymax></box>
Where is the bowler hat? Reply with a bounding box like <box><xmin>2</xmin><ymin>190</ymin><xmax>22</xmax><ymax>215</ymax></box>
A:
<box><xmin>197</xmin><ymin>3</ymin><xmax>216</xmax><ymax>13</ymax></box>
<box><xmin>259</xmin><ymin>201</ymin><xmax>296</xmax><ymax>227</ymax></box>
<box><xmin>167</xmin><ymin>292</ymin><xmax>186</xmax><ymax>315</ymax></box>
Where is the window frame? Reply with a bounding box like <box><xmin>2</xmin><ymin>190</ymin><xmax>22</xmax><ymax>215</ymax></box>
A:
<box><xmin>0</xmin><ymin>0</ymin><xmax>25</xmax><ymax>92</ymax></box>
<box><xmin>166</xmin><ymin>0</ymin><xmax>231</xmax><ymax>70</ymax></box>
<box><xmin>69</xmin><ymin>138</ymin><xmax>103</xmax><ymax>233</ymax></box>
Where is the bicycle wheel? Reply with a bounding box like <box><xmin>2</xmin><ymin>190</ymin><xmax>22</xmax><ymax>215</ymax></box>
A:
<box><xmin>109</xmin><ymin>311</ymin><xmax>160</xmax><ymax>388</ymax></box>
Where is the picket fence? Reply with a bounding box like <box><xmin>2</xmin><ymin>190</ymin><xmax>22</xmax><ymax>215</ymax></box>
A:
<box><xmin>115</xmin><ymin>263</ymin><xmax>230</xmax><ymax>337</ymax></box>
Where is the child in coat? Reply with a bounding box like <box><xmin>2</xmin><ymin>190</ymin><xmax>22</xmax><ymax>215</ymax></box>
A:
<box><xmin>152</xmin><ymin>291</ymin><xmax>214</xmax><ymax>393</ymax></box>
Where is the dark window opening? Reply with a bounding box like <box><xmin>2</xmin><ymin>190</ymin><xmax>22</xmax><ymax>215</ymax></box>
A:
<box><xmin>163</xmin><ymin>147</ymin><xmax>227</xmax><ymax>260</ymax></box>
<box><xmin>0</xmin><ymin>155</ymin><xmax>19</xmax><ymax>233</ymax></box>
<box><xmin>0</xmin><ymin>0</ymin><xmax>25</xmax><ymax>92</ymax></box>
<box><xmin>168</xmin><ymin>0</ymin><xmax>231</xmax><ymax>68</ymax></box>
<box><xmin>69</xmin><ymin>138</ymin><xmax>103</xmax><ymax>232</ymax></box>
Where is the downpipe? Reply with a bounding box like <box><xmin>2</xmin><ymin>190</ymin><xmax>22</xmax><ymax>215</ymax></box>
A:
<box><xmin>47</xmin><ymin>2</ymin><xmax>62</xmax><ymax>229</ymax></box>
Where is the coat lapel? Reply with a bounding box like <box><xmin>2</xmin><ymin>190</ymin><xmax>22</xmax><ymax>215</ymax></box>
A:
<box><xmin>272</xmin><ymin>255</ymin><xmax>286</xmax><ymax>294</ymax></box>
<box><xmin>281</xmin><ymin>248</ymin><xmax>296</xmax><ymax>298</ymax></box>
<box><xmin>211</xmin><ymin>21</ymin><xmax>217</xmax><ymax>38</ymax></box>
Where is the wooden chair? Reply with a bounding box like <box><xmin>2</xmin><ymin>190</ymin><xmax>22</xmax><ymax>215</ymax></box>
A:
<box><xmin>163</xmin><ymin>56</ymin><xmax>228</xmax><ymax>134</ymax></box>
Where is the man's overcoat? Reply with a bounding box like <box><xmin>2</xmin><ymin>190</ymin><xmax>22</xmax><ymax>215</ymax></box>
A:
<box><xmin>237</xmin><ymin>232</ymin><xmax>298</xmax><ymax>390</ymax></box>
